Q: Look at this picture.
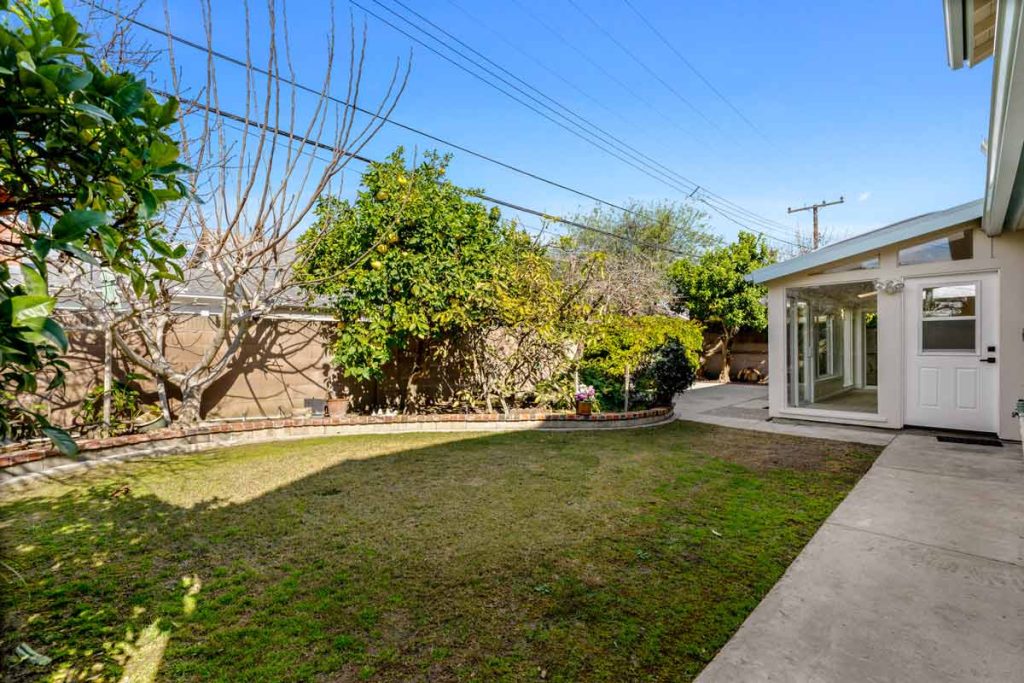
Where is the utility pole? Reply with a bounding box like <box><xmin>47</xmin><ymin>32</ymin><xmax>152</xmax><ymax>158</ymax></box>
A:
<box><xmin>787</xmin><ymin>196</ymin><xmax>844</xmax><ymax>250</ymax></box>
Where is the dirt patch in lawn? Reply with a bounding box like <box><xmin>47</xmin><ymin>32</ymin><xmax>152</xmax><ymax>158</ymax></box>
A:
<box><xmin>675</xmin><ymin>420</ymin><xmax>882</xmax><ymax>474</ymax></box>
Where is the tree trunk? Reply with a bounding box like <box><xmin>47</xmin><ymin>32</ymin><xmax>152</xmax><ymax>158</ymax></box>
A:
<box><xmin>177</xmin><ymin>385</ymin><xmax>204</xmax><ymax>424</ymax></box>
<box><xmin>623</xmin><ymin>364</ymin><xmax>631</xmax><ymax>412</ymax></box>
<box><xmin>102</xmin><ymin>324</ymin><xmax>113</xmax><ymax>436</ymax></box>
<box><xmin>718</xmin><ymin>330</ymin><xmax>731</xmax><ymax>383</ymax></box>
<box><xmin>402</xmin><ymin>340</ymin><xmax>427</xmax><ymax>413</ymax></box>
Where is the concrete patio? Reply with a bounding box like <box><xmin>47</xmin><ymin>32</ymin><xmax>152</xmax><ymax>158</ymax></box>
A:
<box><xmin>674</xmin><ymin>382</ymin><xmax>894</xmax><ymax>446</ymax></box>
<box><xmin>685</xmin><ymin>384</ymin><xmax>1024</xmax><ymax>682</ymax></box>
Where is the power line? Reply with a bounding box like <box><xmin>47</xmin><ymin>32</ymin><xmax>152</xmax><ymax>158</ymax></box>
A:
<box><xmin>620</xmin><ymin>0</ymin><xmax>767</xmax><ymax>140</ymax></box>
<box><xmin>81</xmin><ymin>0</ymin><xmax>633</xmax><ymax>216</ymax></box>
<box><xmin>443</xmin><ymin>0</ymin><xmax>633</xmax><ymax>130</ymax></box>
<box><xmin>163</xmin><ymin>92</ymin><xmax>699</xmax><ymax>255</ymax></box>
<box><xmin>84</xmin><ymin>0</ymin><xmax>798</xmax><ymax>246</ymax></box>
<box><xmin>563</xmin><ymin>0</ymin><xmax>722</xmax><ymax>134</ymax></box>
<box><xmin>356</xmin><ymin>0</ymin><xmax>797</xmax><ymax>242</ymax></box>
<box><xmin>505</xmin><ymin>0</ymin><xmax>703</xmax><ymax>145</ymax></box>
<box><xmin>350</xmin><ymin>0</ymin><xmax>713</xmax><ymax>207</ymax></box>
<box><xmin>499</xmin><ymin>0</ymin><xmax>795</xmax><ymax>236</ymax></box>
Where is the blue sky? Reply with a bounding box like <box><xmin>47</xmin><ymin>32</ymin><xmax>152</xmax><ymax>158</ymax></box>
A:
<box><xmin>109</xmin><ymin>0</ymin><xmax>993</xmax><ymax>249</ymax></box>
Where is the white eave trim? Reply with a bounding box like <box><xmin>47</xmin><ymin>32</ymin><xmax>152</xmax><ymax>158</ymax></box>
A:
<box><xmin>945</xmin><ymin>0</ymin><xmax>968</xmax><ymax>69</ymax></box>
<box><xmin>983</xmin><ymin>0</ymin><xmax>1024</xmax><ymax>236</ymax></box>
<box><xmin>747</xmin><ymin>199</ymin><xmax>983</xmax><ymax>284</ymax></box>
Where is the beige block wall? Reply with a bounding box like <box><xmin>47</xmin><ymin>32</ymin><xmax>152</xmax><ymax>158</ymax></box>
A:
<box><xmin>52</xmin><ymin>318</ymin><xmax>332</xmax><ymax>425</ymax></box>
<box><xmin>50</xmin><ymin>316</ymin><xmax>473</xmax><ymax>426</ymax></box>
<box><xmin>766</xmin><ymin>218</ymin><xmax>1024</xmax><ymax>440</ymax></box>
<box><xmin>701</xmin><ymin>328</ymin><xmax>768</xmax><ymax>380</ymax></box>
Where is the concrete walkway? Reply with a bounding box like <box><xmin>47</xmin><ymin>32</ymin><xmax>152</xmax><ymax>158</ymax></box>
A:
<box><xmin>696</xmin><ymin>427</ymin><xmax>1024</xmax><ymax>681</ymax></box>
<box><xmin>674</xmin><ymin>382</ymin><xmax>895</xmax><ymax>446</ymax></box>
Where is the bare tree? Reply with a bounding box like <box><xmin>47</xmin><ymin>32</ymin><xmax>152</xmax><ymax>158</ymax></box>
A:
<box><xmin>64</xmin><ymin>0</ymin><xmax>408</xmax><ymax>424</ymax></box>
<box><xmin>75</xmin><ymin>0</ymin><xmax>159</xmax><ymax>75</ymax></box>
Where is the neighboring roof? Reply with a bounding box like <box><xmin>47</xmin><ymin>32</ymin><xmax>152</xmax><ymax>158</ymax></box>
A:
<box><xmin>944</xmin><ymin>0</ymin><xmax>996</xmax><ymax>69</ymax></box>
<box><xmin>748</xmin><ymin>199</ymin><xmax>983</xmax><ymax>284</ymax></box>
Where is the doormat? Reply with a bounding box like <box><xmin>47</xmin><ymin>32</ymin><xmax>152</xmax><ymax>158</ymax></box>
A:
<box><xmin>936</xmin><ymin>435</ymin><xmax>1003</xmax><ymax>447</ymax></box>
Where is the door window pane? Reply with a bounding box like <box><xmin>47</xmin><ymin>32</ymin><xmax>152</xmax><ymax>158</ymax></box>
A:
<box><xmin>922</xmin><ymin>284</ymin><xmax>975</xmax><ymax>318</ymax></box>
<box><xmin>922</xmin><ymin>319</ymin><xmax>976</xmax><ymax>352</ymax></box>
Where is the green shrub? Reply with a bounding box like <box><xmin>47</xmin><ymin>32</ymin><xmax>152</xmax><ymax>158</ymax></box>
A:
<box><xmin>634</xmin><ymin>338</ymin><xmax>698</xmax><ymax>406</ymax></box>
<box><xmin>580</xmin><ymin>315</ymin><xmax>701</xmax><ymax>410</ymax></box>
<box><xmin>75</xmin><ymin>375</ymin><xmax>157</xmax><ymax>436</ymax></box>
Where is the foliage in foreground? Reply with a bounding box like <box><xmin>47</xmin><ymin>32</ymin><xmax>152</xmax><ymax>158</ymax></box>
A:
<box><xmin>0</xmin><ymin>0</ymin><xmax>186</xmax><ymax>449</ymax></box>
<box><xmin>0</xmin><ymin>423</ymin><xmax>881</xmax><ymax>681</ymax></box>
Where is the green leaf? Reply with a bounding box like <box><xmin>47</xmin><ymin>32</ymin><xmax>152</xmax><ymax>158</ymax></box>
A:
<box><xmin>41</xmin><ymin>427</ymin><xmax>78</xmax><ymax>456</ymax></box>
<box><xmin>56</xmin><ymin>242</ymin><xmax>99</xmax><ymax>265</ymax></box>
<box><xmin>59</xmin><ymin>67</ymin><xmax>92</xmax><ymax>93</ymax></box>
<box><xmin>148</xmin><ymin>139</ymin><xmax>179</xmax><ymax>167</ymax></box>
<box><xmin>51</xmin><ymin>11</ymin><xmax>79</xmax><ymax>45</ymax></box>
<box><xmin>41</xmin><ymin>317</ymin><xmax>68</xmax><ymax>352</ymax></box>
<box><xmin>73</xmin><ymin>101</ymin><xmax>115</xmax><ymax>123</ymax></box>
<box><xmin>114</xmin><ymin>80</ymin><xmax>146</xmax><ymax>114</ymax></box>
<box><xmin>139</xmin><ymin>188</ymin><xmax>157</xmax><ymax>218</ymax></box>
<box><xmin>10</xmin><ymin>294</ymin><xmax>55</xmax><ymax>328</ymax></box>
<box><xmin>52</xmin><ymin>208</ymin><xmax>106</xmax><ymax>241</ymax></box>
<box><xmin>156</xmin><ymin>97</ymin><xmax>180</xmax><ymax>127</ymax></box>
<box><xmin>20</xmin><ymin>264</ymin><xmax>47</xmax><ymax>296</ymax></box>
<box><xmin>16</xmin><ymin>50</ymin><xmax>36</xmax><ymax>72</ymax></box>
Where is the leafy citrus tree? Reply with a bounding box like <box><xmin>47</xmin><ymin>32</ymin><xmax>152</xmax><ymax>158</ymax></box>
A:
<box><xmin>296</xmin><ymin>148</ymin><xmax>513</xmax><ymax>410</ymax></box>
<box><xmin>669</xmin><ymin>231</ymin><xmax>775</xmax><ymax>382</ymax></box>
<box><xmin>0</xmin><ymin>0</ymin><xmax>187</xmax><ymax>451</ymax></box>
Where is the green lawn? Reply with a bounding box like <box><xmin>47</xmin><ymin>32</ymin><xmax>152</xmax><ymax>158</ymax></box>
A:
<box><xmin>1</xmin><ymin>421</ymin><xmax>880</xmax><ymax>682</ymax></box>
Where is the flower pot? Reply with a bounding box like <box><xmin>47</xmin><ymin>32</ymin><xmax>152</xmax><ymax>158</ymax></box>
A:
<box><xmin>327</xmin><ymin>397</ymin><xmax>350</xmax><ymax>418</ymax></box>
<box><xmin>575</xmin><ymin>400</ymin><xmax>593</xmax><ymax>416</ymax></box>
<box><xmin>135</xmin><ymin>414</ymin><xmax>168</xmax><ymax>433</ymax></box>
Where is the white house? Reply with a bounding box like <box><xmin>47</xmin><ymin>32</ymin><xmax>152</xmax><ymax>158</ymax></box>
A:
<box><xmin>749</xmin><ymin>1</ymin><xmax>1024</xmax><ymax>440</ymax></box>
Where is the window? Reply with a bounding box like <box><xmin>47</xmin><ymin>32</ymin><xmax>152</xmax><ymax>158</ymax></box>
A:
<box><xmin>899</xmin><ymin>231</ymin><xmax>973</xmax><ymax>266</ymax></box>
<box><xmin>815</xmin><ymin>314</ymin><xmax>836</xmax><ymax>377</ymax></box>
<box><xmin>786</xmin><ymin>282</ymin><xmax>877</xmax><ymax>413</ymax></box>
<box><xmin>921</xmin><ymin>283</ymin><xmax>976</xmax><ymax>352</ymax></box>
<box><xmin>823</xmin><ymin>255</ymin><xmax>880</xmax><ymax>274</ymax></box>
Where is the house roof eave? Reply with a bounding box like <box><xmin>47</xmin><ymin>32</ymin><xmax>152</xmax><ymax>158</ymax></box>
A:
<box><xmin>747</xmin><ymin>198</ymin><xmax>984</xmax><ymax>285</ymax></box>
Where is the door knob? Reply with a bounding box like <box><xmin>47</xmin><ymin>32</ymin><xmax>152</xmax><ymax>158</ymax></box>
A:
<box><xmin>980</xmin><ymin>357</ymin><xmax>996</xmax><ymax>364</ymax></box>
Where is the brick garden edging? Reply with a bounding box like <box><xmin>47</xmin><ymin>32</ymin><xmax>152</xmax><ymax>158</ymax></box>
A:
<box><xmin>0</xmin><ymin>407</ymin><xmax>673</xmax><ymax>484</ymax></box>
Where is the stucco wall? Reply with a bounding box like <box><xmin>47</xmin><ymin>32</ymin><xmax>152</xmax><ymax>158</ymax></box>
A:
<box><xmin>50</xmin><ymin>317</ymin><xmax>466</xmax><ymax>426</ymax></box>
<box><xmin>765</xmin><ymin>219</ymin><xmax>1024</xmax><ymax>440</ymax></box>
<box><xmin>701</xmin><ymin>328</ymin><xmax>768</xmax><ymax>380</ymax></box>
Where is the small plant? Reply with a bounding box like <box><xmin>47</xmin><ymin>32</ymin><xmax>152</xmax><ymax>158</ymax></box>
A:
<box><xmin>75</xmin><ymin>374</ymin><xmax>157</xmax><ymax>436</ymax></box>
<box><xmin>574</xmin><ymin>385</ymin><xmax>596</xmax><ymax>403</ymax></box>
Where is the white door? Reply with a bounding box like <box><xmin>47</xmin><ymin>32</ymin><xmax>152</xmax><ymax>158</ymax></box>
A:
<box><xmin>904</xmin><ymin>273</ymin><xmax>999</xmax><ymax>432</ymax></box>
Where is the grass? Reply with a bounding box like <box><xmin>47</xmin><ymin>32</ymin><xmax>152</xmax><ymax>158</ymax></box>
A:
<box><xmin>0</xmin><ymin>421</ymin><xmax>881</xmax><ymax>682</ymax></box>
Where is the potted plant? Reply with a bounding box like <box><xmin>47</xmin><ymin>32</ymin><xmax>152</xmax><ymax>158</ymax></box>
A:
<box><xmin>575</xmin><ymin>385</ymin><xmax>595</xmax><ymax>416</ymax></box>
<box><xmin>327</xmin><ymin>391</ymin><xmax>350</xmax><ymax>418</ymax></box>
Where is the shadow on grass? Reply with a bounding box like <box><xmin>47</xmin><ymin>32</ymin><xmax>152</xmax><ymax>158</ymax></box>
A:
<box><xmin>1</xmin><ymin>422</ymin><xmax>880</xmax><ymax>682</ymax></box>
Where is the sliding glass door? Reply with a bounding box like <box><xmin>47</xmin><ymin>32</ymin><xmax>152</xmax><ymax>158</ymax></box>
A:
<box><xmin>785</xmin><ymin>282</ymin><xmax>879</xmax><ymax>414</ymax></box>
